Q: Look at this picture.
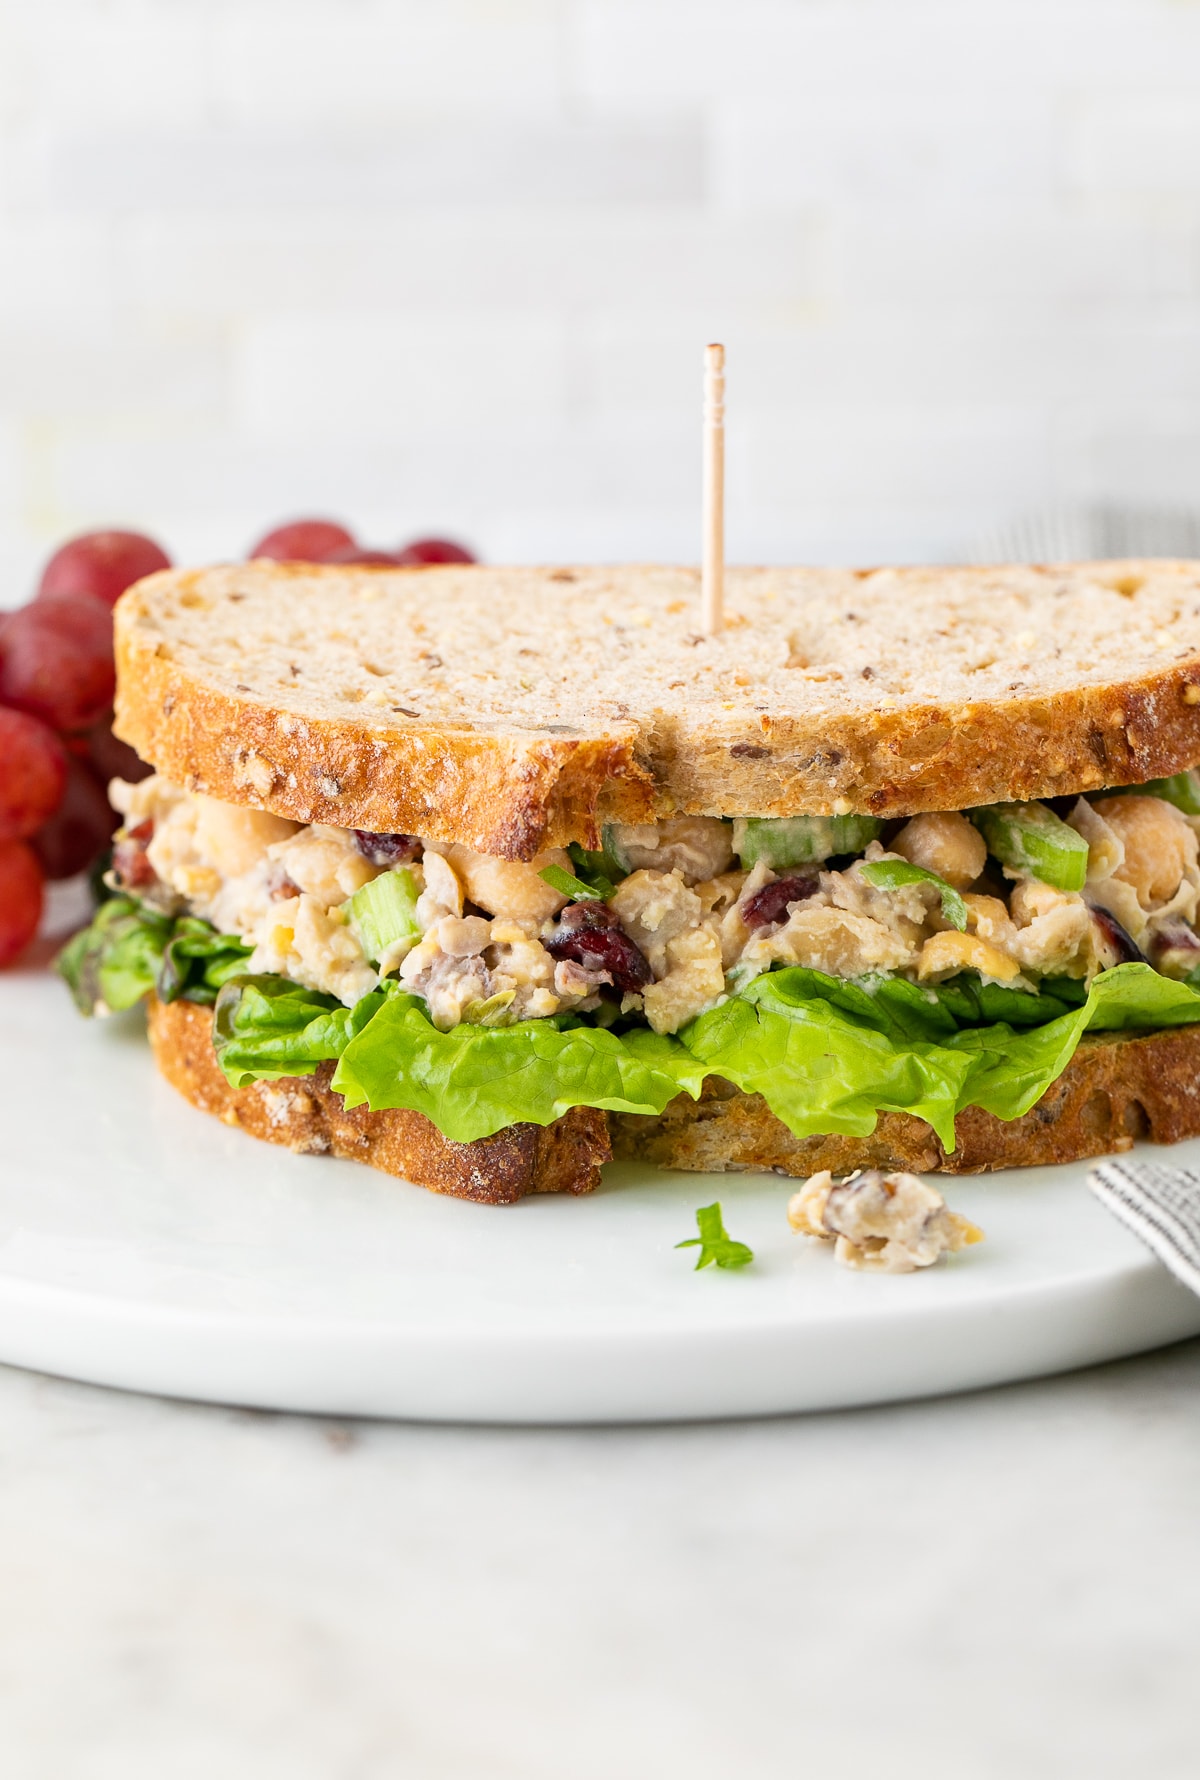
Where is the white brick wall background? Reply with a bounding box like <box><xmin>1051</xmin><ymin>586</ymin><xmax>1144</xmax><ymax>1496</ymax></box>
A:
<box><xmin>3</xmin><ymin>0</ymin><xmax>1200</xmax><ymax>597</ymax></box>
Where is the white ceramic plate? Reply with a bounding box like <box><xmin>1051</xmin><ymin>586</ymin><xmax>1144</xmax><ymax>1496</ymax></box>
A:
<box><xmin>4</xmin><ymin>932</ymin><xmax>1200</xmax><ymax>1422</ymax></box>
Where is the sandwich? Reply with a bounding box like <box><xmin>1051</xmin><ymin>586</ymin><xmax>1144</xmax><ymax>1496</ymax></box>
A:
<box><xmin>57</xmin><ymin>557</ymin><xmax>1200</xmax><ymax>1205</ymax></box>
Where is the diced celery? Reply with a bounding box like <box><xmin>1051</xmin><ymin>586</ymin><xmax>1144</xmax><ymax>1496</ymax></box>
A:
<box><xmin>345</xmin><ymin>868</ymin><xmax>422</xmax><ymax>963</ymax></box>
<box><xmin>1102</xmin><ymin>771</ymin><xmax>1200</xmax><ymax>816</ymax></box>
<box><xmin>733</xmin><ymin>814</ymin><xmax>884</xmax><ymax>869</ymax></box>
<box><xmin>858</xmin><ymin>859</ymin><xmax>968</xmax><ymax>930</ymax></box>
<box><xmin>970</xmin><ymin>802</ymin><xmax>1089</xmax><ymax>892</ymax></box>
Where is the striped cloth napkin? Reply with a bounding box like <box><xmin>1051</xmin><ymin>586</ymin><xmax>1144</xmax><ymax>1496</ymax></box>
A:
<box><xmin>1089</xmin><ymin>1158</ymin><xmax>1200</xmax><ymax>1295</ymax></box>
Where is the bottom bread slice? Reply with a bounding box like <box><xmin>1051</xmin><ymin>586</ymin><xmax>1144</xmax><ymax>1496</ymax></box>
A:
<box><xmin>147</xmin><ymin>996</ymin><xmax>611</xmax><ymax>1206</ymax></box>
<box><xmin>148</xmin><ymin>996</ymin><xmax>1200</xmax><ymax>1202</ymax></box>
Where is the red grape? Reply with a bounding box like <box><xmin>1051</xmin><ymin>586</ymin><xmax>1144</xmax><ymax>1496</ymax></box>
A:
<box><xmin>37</xmin><ymin>530</ymin><xmax>171</xmax><ymax>610</ymax></box>
<box><xmin>321</xmin><ymin>545</ymin><xmax>399</xmax><ymax>565</ymax></box>
<box><xmin>1</xmin><ymin>598</ymin><xmax>116</xmax><ymax>731</ymax></box>
<box><xmin>394</xmin><ymin>537</ymin><xmax>476</xmax><ymax>565</ymax></box>
<box><xmin>0</xmin><ymin>597</ymin><xmax>116</xmax><ymax>732</ymax></box>
<box><xmin>249</xmin><ymin>519</ymin><xmax>356</xmax><ymax>562</ymax></box>
<box><xmin>30</xmin><ymin>756</ymin><xmax>116</xmax><ymax>879</ymax></box>
<box><xmin>0</xmin><ymin>840</ymin><xmax>44</xmax><ymax>967</ymax></box>
<box><xmin>0</xmin><ymin>708</ymin><xmax>69</xmax><ymax>842</ymax></box>
<box><xmin>17</xmin><ymin>591</ymin><xmax>114</xmax><ymax>653</ymax></box>
<box><xmin>85</xmin><ymin>721</ymin><xmax>153</xmax><ymax>787</ymax></box>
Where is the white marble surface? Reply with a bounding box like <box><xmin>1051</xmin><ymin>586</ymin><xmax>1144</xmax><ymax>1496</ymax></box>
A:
<box><xmin>3</xmin><ymin>1345</ymin><xmax>1199</xmax><ymax>1779</ymax></box>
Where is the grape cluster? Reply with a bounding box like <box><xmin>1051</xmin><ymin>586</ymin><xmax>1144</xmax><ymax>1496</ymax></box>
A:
<box><xmin>0</xmin><ymin>518</ymin><xmax>475</xmax><ymax>969</ymax></box>
<box><xmin>249</xmin><ymin>519</ymin><xmax>474</xmax><ymax>567</ymax></box>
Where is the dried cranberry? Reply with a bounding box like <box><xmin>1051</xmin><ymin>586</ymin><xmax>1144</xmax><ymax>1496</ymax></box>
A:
<box><xmin>352</xmin><ymin>830</ymin><xmax>419</xmax><ymax>866</ymax></box>
<box><xmin>741</xmin><ymin>873</ymin><xmax>818</xmax><ymax>930</ymax></box>
<box><xmin>545</xmin><ymin>900</ymin><xmax>652</xmax><ymax>992</ymax></box>
<box><xmin>112</xmin><ymin>827</ymin><xmax>156</xmax><ymax>890</ymax></box>
<box><xmin>1089</xmin><ymin>906</ymin><xmax>1146</xmax><ymax>967</ymax></box>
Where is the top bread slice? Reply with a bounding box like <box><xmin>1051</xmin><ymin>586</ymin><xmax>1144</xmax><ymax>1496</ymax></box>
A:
<box><xmin>114</xmin><ymin>559</ymin><xmax>1200</xmax><ymax>861</ymax></box>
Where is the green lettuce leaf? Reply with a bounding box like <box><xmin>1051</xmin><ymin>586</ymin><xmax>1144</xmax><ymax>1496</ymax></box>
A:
<box><xmin>890</xmin><ymin>971</ymin><xmax>1086</xmax><ymax>1031</ymax></box>
<box><xmin>330</xmin><ymin>992</ymin><xmax>708</xmax><ymax>1143</ymax></box>
<box><xmin>941</xmin><ymin>966</ymin><xmax>1200</xmax><ymax>1122</ymax></box>
<box><xmin>213</xmin><ymin>976</ymin><xmax>390</xmax><ymax>1087</ymax></box>
<box><xmin>62</xmin><ymin>895</ymin><xmax>1200</xmax><ymax>1156</ymax></box>
<box><xmin>679</xmin><ymin>970</ymin><xmax>977</xmax><ymax>1149</ymax></box>
<box><xmin>157</xmin><ymin>915</ymin><xmax>256</xmax><ymax>1005</ymax></box>
<box><xmin>56</xmin><ymin>896</ymin><xmax>253</xmax><ymax>1014</ymax></box>
<box><xmin>677</xmin><ymin>962</ymin><xmax>1200</xmax><ymax>1150</ymax></box>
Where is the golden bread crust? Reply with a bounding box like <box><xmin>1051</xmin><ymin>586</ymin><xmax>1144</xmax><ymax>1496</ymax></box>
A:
<box><xmin>116</xmin><ymin>625</ymin><xmax>653</xmax><ymax>859</ymax></box>
<box><xmin>114</xmin><ymin>561</ymin><xmax>1200</xmax><ymax>860</ymax></box>
<box><xmin>147</xmin><ymin>996</ymin><xmax>611</xmax><ymax>1204</ymax></box>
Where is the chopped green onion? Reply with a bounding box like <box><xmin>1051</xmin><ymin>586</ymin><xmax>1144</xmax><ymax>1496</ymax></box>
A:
<box><xmin>462</xmin><ymin>990</ymin><xmax>517</xmax><ymax>1026</ymax></box>
<box><xmin>569</xmin><ymin>839</ymin><xmax>623</xmax><ymax>890</ymax></box>
<box><xmin>540</xmin><ymin>863</ymin><xmax>609</xmax><ymax>901</ymax></box>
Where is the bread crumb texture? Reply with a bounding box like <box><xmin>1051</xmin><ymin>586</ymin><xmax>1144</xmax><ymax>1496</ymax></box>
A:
<box><xmin>115</xmin><ymin>561</ymin><xmax>1200</xmax><ymax>859</ymax></box>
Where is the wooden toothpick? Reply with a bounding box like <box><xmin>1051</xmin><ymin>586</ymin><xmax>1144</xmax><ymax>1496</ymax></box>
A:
<box><xmin>702</xmin><ymin>342</ymin><xmax>725</xmax><ymax>635</ymax></box>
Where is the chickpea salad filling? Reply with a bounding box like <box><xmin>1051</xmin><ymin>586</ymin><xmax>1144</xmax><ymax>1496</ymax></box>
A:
<box><xmin>59</xmin><ymin>772</ymin><xmax>1200</xmax><ymax>1148</ymax></box>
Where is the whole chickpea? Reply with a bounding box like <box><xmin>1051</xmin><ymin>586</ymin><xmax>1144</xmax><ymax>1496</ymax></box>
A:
<box><xmin>192</xmin><ymin>794</ymin><xmax>299</xmax><ymax>878</ymax></box>
<box><xmin>1091</xmin><ymin>795</ymin><xmax>1198</xmax><ymax>909</ymax></box>
<box><xmin>442</xmin><ymin>842</ymin><xmax>569</xmax><ymax>925</ymax></box>
<box><xmin>892</xmin><ymin>811</ymin><xmax>987</xmax><ymax>890</ymax></box>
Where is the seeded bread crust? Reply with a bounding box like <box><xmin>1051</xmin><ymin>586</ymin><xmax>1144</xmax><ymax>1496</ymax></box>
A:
<box><xmin>115</xmin><ymin>560</ymin><xmax>1200</xmax><ymax>860</ymax></box>
<box><xmin>149</xmin><ymin>995</ymin><xmax>1200</xmax><ymax>1197</ymax></box>
<box><xmin>147</xmin><ymin>996</ymin><xmax>611</xmax><ymax>1205</ymax></box>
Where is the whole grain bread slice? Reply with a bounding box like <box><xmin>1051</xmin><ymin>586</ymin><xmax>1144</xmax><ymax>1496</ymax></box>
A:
<box><xmin>148</xmin><ymin>996</ymin><xmax>611</xmax><ymax>1205</ymax></box>
<box><xmin>116</xmin><ymin>559</ymin><xmax>1200</xmax><ymax>859</ymax></box>
<box><xmin>150</xmin><ymin>996</ymin><xmax>1200</xmax><ymax>1198</ymax></box>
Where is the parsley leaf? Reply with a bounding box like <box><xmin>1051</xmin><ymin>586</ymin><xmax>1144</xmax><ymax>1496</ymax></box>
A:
<box><xmin>676</xmin><ymin>1202</ymin><xmax>754</xmax><ymax>1270</ymax></box>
